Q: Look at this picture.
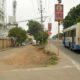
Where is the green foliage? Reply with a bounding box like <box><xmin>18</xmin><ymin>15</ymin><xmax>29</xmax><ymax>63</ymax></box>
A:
<box><xmin>27</xmin><ymin>20</ymin><xmax>43</xmax><ymax>36</ymax></box>
<box><xmin>8</xmin><ymin>27</ymin><xmax>27</xmax><ymax>46</ymax></box>
<box><xmin>27</xmin><ymin>20</ymin><xmax>48</xmax><ymax>45</ymax></box>
<box><xmin>47</xmin><ymin>52</ymin><xmax>58</xmax><ymax>65</ymax></box>
<box><xmin>35</xmin><ymin>31</ymin><xmax>48</xmax><ymax>44</ymax></box>
<box><xmin>76</xmin><ymin>16</ymin><xmax>80</xmax><ymax>22</ymax></box>
<box><xmin>63</xmin><ymin>4</ymin><xmax>80</xmax><ymax>28</ymax></box>
<box><xmin>48</xmin><ymin>56</ymin><xmax>58</xmax><ymax>65</ymax></box>
<box><xmin>53</xmin><ymin>33</ymin><xmax>63</xmax><ymax>39</ymax></box>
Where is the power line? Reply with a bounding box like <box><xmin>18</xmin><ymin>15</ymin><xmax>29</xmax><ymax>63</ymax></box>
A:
<box><xmin>44</xmin><ymin>0</ymin><xmax>47</xmax><ymax>10</ymax></box>
<box><xmin>31</xmin><ymin>0</ymin><xmax>36</xmax><ymax>17</ymax></box>
<box><xmin>46</xmin><ymin>0</ymin><xmax>54</xmax><ymax>22</ymax></box>
<box><xmin>16</xmin><ymin>16</ymin><xmax>49</xmax><ymax>23</ymax></box>
<box><xmin>37</xmin><ymin>0</ymin><xmax>40</xmax><ymax>10</ymax></box>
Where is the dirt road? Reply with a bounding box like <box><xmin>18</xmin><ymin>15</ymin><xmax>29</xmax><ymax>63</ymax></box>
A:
<box><xmin>0</xmin><ymin>45</ymin><xmax>50</xmax><ymax>71</ymax></box>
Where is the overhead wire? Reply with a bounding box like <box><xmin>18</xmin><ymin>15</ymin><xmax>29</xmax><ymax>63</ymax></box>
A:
<box><xmin>43</xmin><ymin>0</ymin><xmax>51</xmax><ymax>22</ymax></box>
<box><xmin>44</xmin><ymin>0</ymin><xmax>47</xmax><ymax>10</ymax></box>
<box><xmin>37</xmin><ymin>0</ymin><xmax>40</xmax><ymax>10</ymax></box>
<box><xmin>47</xmin><ymin>0</ymin><xmax>55</xmax><ymax>23</ymax></box>
<box><xmin>44</xmin><ymin>0</ymin><xmax>48</xmax><ymax>20</ymax></box>
<box><xmin>30</xmin><ymin>0</ymin><xmax>37</xmax><ymax>18</ymax></box>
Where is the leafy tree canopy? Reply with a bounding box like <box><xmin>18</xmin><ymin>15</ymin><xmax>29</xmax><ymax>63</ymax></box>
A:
<box><xmin>27</xmin><ymin>20</ymin><xmax>43</xmax><ymax>36</ymax></box>
<box><xmin>8</xmin><ymin>27</ymin><xmax>27</xmax><ymax>46</ymax></box>
<box><xmin>52</xmin><ymin>33</ymin><xmax>63</xmax><ymax>39</ymax></box>
<box><xmin>27</xmin><ymin>20</ymin><xmax>48</xmax><ymax>45</ymax></box>
<box><xmin>35</xmin><ymin>31</ymin><xmax>48</xmax><ymax>44</ymax></box>
<box><xmin>63</xmin><ymin>4</ymin><xmax>80</xmax><ymax>29</ymax></box>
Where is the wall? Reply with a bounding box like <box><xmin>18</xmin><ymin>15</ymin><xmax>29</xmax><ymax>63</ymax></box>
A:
<box><xmin>0</xmin><ymin>38</ymin><xmax>15</xmax><ymax>49</ymax></box>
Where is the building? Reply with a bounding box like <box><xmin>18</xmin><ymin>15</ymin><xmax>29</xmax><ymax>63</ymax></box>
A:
<box><xmin>7</xmin><ymin>0</ymin><xmax>17</xmax><ymax>30</ymax></box>
<box><xmin>0</xmin><ymin>0</ymin><xmax>5</xmax><ymax>25</ymax></box>
<box><xmin>0</xmin><ymin>0</ymin><xmax>17</xmax><ymax>37</ymax></box>
<box><xmin>13</xmin><ymin>0</ymin><xmax>17</xmax><ymax>23</ymax></box>
<box><xmin>0</xmin><ymin>0</ymin><xmax>5</xmax><ymax>37</ymax></box>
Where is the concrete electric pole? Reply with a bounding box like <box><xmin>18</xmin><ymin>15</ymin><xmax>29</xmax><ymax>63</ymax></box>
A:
<box><xmin>13</xmin><ymin>0</ymin><xmax>17</xmax><ymax>24</ymax></box>
<box><xmin>39</xmin><ymin>0</ymin><xmax>44</xmax><ymax>25</ymax></box>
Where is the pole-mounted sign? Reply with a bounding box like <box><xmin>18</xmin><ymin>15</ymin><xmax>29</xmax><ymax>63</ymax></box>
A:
<box><xmin>55</xmin><ymin>3</ymin><xmax>63</xmax><ymax>21</ymax></box>
<box><xmin>48</xmin><ymin>23</ymin><xmax>52</xmax><ymax>36</ymax></box>
<box><xmin>54</xmin><ymin>1</ymin><xmax>64</xmax><ymax>56</ymax></box>
<box><xmin>48</xmin><ymin>23</ymin><xmax>52</xmax><ymax>31</ymax></box>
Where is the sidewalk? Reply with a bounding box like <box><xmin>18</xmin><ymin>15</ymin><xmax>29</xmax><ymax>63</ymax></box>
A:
<box><xmin>45</xmin><ymin>43</ymin><xmax>80</xmax><ymax>70</ymax></box>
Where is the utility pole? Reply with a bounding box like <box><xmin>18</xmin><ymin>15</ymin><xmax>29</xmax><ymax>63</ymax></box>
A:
<box><xmin>39</xmin><ymin>0</ymin><xmax>43</xmax><ymax>25</ymax></box>
<box><xmin>55</xmin><ymin>0</ymin><xmax>63</xmax><ymax>56</ymax></box>
<box><xmin>39</xmin><ymin>0</ymin><xmax>44</xmax><ymax>44</ymax></box>
<box><xmin>13</xmin><ymin>0</ymin><xmax>17</xmax><ymax>24</ymax></box>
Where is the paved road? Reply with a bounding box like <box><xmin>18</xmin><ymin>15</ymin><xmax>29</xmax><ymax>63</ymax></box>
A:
<box><xmin>0</xmin><ymin>44</ymin><xmax>80</xmax><ymax>80</ymax></box>
<box><xmin>51</xmin><ymin>40</ymin><xmax>80</xmax><ymax>64</ymax></box>
<box><xmin>0</xmin><ymin>67</ymin><xmax>80</xmax><ymax>80</ymax></box>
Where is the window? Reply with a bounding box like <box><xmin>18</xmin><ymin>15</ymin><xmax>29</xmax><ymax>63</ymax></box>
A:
<box><xmin>71</xmin><ymin>29</ymin><xmax>76</xmax><ymax>37</ymax></box>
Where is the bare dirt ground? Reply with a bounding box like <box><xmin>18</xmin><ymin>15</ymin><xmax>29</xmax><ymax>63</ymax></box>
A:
<box><xmin>0</xmin><ymin>45</ymin><xmax>51</xmax><ymax>70</ymax></box>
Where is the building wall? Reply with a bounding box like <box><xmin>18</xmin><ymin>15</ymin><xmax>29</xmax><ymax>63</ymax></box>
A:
<box><xmin>0</xmin><ymin>38</ymin><xmax>15</xmax><ymax>49</ymax></box>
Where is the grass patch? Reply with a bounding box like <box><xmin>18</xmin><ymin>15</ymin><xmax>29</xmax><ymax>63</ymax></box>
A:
<box><xmin>47</xmin><ymin>55</ymin><xmax>58</xmax><ymax>65</ymax></box>
<box><xmin>44</xmin><ymin>50</ymin><xmax>58</xmax><ymax>65</ymax></box>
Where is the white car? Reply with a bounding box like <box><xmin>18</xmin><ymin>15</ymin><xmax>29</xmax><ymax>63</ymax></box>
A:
<box><xmin>32</xmin><ymin>39</ymin><xmax>36</xmax><ymax>45</ymax></box>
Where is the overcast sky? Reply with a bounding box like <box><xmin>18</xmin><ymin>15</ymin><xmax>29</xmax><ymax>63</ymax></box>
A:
<box><xmin>6</xmin><ymin>0</ymin><xmax>80</xmax><ymax>36</ymax></box>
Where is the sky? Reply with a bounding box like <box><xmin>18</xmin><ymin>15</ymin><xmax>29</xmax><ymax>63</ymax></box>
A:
<box><xmin>6</xmin><ymin>0</ymin><xmax>80</xmax><ymax>36</ymax></box>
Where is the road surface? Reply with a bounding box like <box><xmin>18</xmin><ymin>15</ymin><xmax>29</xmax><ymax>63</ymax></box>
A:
<box><xmin>0</xmin><ymin>67</ymin><xmax>80</xmax><ymax>80</ymax></box>
<box><xmin>51</xmin><ymin>40</ymin><xmax>80</xmax><ymax>64</ymax></box>
<box><xmin>0</xmin><ymin>44</ymin><xmax>80</xmax><ymax>80</ymax></box>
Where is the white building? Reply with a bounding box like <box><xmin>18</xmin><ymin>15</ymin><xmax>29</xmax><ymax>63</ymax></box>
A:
<box><xmin>0</xmin><ymin>0</ymin><xmax>5</xmax><ymax>27</ymax></box>
<box><xmin>0</xmin><ymin>0</ymin><xmax>17</xmax><ymax>37</ymax></box>
<box><xmin>0</xmin><ymin>0</ymin><xmax>6</xmax><ymax>37</ymax></box>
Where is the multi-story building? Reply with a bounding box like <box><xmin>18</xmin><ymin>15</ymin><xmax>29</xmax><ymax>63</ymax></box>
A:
<box><xmin>0</xmin><ymin>0</ymin><xmax>5</xmax><ymax>37</ymax></box>
<box><xmin>7</xmin><ymin>0</ymin><xmax>17</xmax><ymax>31</ymax></box>
<box><xmin>0</xmin><ymin>0</ymin><xmax>5</xmax><ymax>28</ymax></box>
<box><xmin>0</xmin><ymin>0</ymin><xmax>17</xmax><ymax>37</ymax></box>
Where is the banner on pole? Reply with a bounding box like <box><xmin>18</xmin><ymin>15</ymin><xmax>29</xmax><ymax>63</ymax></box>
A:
<box><xmin>55</xmin><ymin>4</ymin><xmax>63</xmax><ymax>21</ymax></box>
<box><xmin>48</xmin><ymin>31</ymin><xmax>52</xmax><ymax>36</ymax></box>
<box><xmin>48</xmin><ymin>23</ymin><xmax>52</xmax><ymax>31</ymax></box>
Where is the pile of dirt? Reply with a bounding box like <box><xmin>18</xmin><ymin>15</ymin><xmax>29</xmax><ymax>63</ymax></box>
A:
<box><xmin>0</xmin><ymin>45</ymin><xmax>50</xmax><ymax>68</ymax></box>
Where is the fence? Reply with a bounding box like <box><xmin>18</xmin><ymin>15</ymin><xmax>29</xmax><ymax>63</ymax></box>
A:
<box><xmin>0</xmin><ymin>38</ymin><xmax>15</xmax><ymax>49</ymax></box>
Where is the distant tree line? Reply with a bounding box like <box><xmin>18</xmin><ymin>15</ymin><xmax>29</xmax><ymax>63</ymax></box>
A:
<box><xmin>52</xmin><ymin>33</ymin><xmax>63</xmax><ymax>40</ymax></box>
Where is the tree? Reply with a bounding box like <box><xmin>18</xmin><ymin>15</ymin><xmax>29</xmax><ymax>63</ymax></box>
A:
<box><xmin>76</xmin><ymin>16</ymin><xmax>80</xmax><ymax>23</ymax></box>
<box><xmin>35</xmin><ymin>31</ymin><xmax>48</xmax><ymax>44</ymax></box>
<box><xmin>27</xmin><ymin>20</ymin><xmax>43</xmax><ymax>36</ymax></box>
<box><xmin>8</xmin><ymin>27</ymin><xmax>27</xmax><ymax>46</ymax></box>
<box><xmin>52</xmin><ymin>33</ymin><xmax>63</xmax><ymax>40</ymax></box>
<box><xmin>27</xmin><ymin>20</ymin><xmax>48</xmax><ymax>45</ymax></box>
<box><xmin>63</xmin><ymin>4</ymin><xmax>80</xmax><ymax>29</ymax></box>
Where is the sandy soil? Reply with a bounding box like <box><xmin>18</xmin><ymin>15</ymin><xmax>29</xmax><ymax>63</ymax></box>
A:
<box><xmin>0</xmin><ymin>45</ymin><xmax>50</xmax><ymax>70</ymax></box>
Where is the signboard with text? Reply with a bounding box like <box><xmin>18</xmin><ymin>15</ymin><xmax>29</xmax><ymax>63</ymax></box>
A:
<box><xmin>55</xmin><ymin>4</ymin><xmax>63</xmax><ymax>21</ymax></box>
<box><xmin>48</xmin><ymin>31</ymin><xmax>52</xmax><ymax>36</ymax></box>
<box><xmin>48</xmin><ymin>23</ymin><xmax>52</xmax><ymax>31</ymax></box>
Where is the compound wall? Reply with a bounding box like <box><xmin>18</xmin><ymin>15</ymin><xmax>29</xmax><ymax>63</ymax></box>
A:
<box><xmin>0</xmin><ymin>38</ymin><xmax>15</xmax><ymax>49</ymax></box>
